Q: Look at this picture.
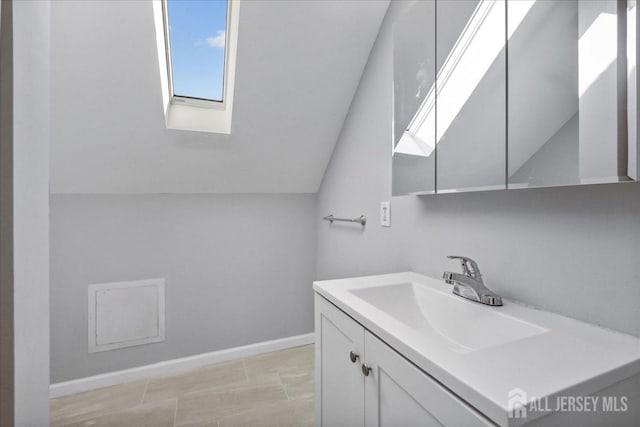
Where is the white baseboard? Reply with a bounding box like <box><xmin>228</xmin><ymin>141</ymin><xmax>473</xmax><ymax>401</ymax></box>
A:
<box><xmin>50</xmin><ymin>332</ymin><xmax>314</xmax><ymax>398</ymax></box>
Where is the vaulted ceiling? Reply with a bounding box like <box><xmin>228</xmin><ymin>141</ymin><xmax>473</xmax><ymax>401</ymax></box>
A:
<box><xmin>50</xmin><ymin>0</ymin><xmax>389</xmax><ymax>193</ymax></box>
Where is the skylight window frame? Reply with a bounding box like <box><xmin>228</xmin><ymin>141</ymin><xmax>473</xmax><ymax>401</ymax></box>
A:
<box><xmin>161</xmin><ymin>0</ymin><xmax>228</xmax><ymax>106</ymax></box>
<box><xmin>153</xmin><ymin>0</ymin><xmax>239</xmax><ymax>133</ymax></box>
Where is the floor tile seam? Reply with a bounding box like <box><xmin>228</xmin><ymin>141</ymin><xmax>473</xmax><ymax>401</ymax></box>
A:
<box><xmin>175</xmin><ymin>380</ymin><xmax>288</xmax><ymax>402</ymax></box>
<box><xmin>213</xmin><ymin>397</ymin><xmax>299</xmax><ymax>426</ymax></box>
<box><xmin>279</xmin><ymin>374</ymin><xmax>291</xmax><ymax>401</ymax></box>
<box><xmin>141</xmin><ymin>378</ymin><xmax>150</xmax><ymax>404</ymax></box>
<box><xmin>175</xmin><ymin>386</ymin><xmax>292</xmax><ymax>426</ymax></box>
<box><xmin>52</xmin><ymin>397</ymin><xmax>179</xmax><ymax>427</ymax></box>
<box><xmin>172</xmin><ymin>396</ymin><xmax>179</xmax><ymax>427</ymax></box>
<box><xmin>145</xmin><ymin>372</ymin><xmax>263</xmax><ymax>402</ymax></box>
<box><xmin>241</xmin><ymin>358</ymin><xmax>250</xmax><ymax>382</ymax></box>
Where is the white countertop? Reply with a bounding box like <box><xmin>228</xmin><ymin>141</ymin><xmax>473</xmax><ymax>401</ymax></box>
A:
<box><xmin>313</xmin><ymin>272</ymin><xmax>640</xmax><ymax>426</ymax></box>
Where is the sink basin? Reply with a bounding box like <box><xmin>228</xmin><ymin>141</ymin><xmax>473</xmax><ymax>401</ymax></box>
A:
<box><xmin>350</xmin><ymin>282</ymin><xmax>547</xmax><ymax>352</ymax></box>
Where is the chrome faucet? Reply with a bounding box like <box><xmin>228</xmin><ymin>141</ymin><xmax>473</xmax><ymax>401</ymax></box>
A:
<box><xmin>443</xmin><ymin>256</ymin><xmax>503</xmax><ymax>306</ymax></box>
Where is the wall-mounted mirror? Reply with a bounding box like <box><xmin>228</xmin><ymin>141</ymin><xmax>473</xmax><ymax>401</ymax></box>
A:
<box><xmin>508</xmin><ymin>0</ymin><xmax>636</xmax><ymax>188</ymax></box>
<box><xmin>392</xmin><ymin>0</ymin><xmax>638</xmax><ymax>196</ymax></box>
<box><xmin>392</xmin><ymin>0</ymin><xmax>436</xmax><ymax>195</ymax></box>
<box><xmin>436</xmin><ymin>0</ymin><xmax>506</xmax><ymax>193</ymax></box>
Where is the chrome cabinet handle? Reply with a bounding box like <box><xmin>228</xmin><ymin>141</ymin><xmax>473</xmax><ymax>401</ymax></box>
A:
<box><xmin>349</xmin><ymin>351</ymin><xmax>359</xmax><ymax>363</ymax></box>
<box><xmin>362</xmin><ymin>363</ymin><xmax>372</xmax><ymax>376</ymax></box>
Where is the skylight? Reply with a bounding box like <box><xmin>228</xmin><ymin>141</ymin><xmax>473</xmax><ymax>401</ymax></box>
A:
<box><xmin>153</xmin><ymin>0</ymin><xmax>239</xmax><ymax>133</ymax></box>
<box><xmin>166</xmin><ymin>0</ymin><xmax>228</xmax><ymax>102</ymax></box>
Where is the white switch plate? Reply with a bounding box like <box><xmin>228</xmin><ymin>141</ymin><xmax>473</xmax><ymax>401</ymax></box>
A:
<box><xmin>380</xmin><ymin>201</ymin><xmax>391</xmax><ymax>227</ymax></box>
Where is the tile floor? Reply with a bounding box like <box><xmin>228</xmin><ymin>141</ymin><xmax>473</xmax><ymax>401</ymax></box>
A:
<box><xmin>50</xmin><ymin>345</ymin><xmax>314</xmax><ymax>427</ymax></box>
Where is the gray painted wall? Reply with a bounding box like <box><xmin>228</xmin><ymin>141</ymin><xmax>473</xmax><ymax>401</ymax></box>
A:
<box><xmin>317</xmin><ymin>1</ymin><xmax>640</xmax><ymax>338</ymax></box>
<box><xmin>51</xmin><ymin>194</ymin><xmax>316</xmax><ymax>382</ymax></box>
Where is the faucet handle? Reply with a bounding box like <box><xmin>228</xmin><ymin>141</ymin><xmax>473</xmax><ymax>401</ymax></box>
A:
<box><xmin>447</xmin><ymin>255</ymin><xmax>481</xmax><ymax>279</ymax></box>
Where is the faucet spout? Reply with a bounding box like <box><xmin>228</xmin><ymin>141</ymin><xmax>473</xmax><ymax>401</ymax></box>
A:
<box><xmin>442</xmin><ymin>271</ymin><xmax>455</xmax><ymax>285</ymax></box>
<box><xmin>443</xmin><ymin>257</ymin><xmax>503</xmax><ymax>306</ymax></box>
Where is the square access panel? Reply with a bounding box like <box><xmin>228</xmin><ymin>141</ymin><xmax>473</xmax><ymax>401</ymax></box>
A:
<box><xmin>88</xmin><ymin>278</ymin><xmax>165</xmax><ymax>353</ymax></box>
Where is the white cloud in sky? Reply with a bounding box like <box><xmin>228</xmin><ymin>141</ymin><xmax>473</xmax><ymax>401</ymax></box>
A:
<box><xmin>207</xmin><ymin>30</ymin><xmax>226</xmax><ymax>48</ymax></box>
<box><xmin>204</xmin><ymin>30</ymin><xmax>225</xmax><ymax>48</ymax></box>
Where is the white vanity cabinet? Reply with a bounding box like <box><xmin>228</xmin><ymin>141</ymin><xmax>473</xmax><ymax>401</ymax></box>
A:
<box><xmin>314</xmin><ymin>273</ymin><xmax>640</xmax><ymax>427</ymax></box>
<box><xmin>314</xmin><ymin>294</ymin><xmax>492</xmax><ymax>427</ymax></box>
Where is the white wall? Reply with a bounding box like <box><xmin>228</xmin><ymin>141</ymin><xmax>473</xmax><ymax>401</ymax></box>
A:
<box><xmin>49</xmin><ymin>0</ymin><xmax>387</xmax><ymax>194</ymax></box>
<box><xmin>50</xmin><ymin>194</ymin><xmax>316</xmax><ymax>382</ymax></box>
<box><xmin>317</xmin><ymin>1</ymin><xmax>640</xmax><ymax>338</ymax></box>
<box><xmin>9</xmin><ymin>1</ymin><xmax>50</xmax><ymax>424</ymax></box>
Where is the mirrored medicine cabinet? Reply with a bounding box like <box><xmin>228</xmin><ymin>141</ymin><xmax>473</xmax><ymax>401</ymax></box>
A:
<box><xmin>392</xmin><ymin>0</ymin><xmax>639</xmax><ymax>195</ymax></box>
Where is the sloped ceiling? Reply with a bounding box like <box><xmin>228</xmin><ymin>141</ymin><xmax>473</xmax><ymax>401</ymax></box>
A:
<box><xmin>50</xmin><ymin>0</ymin><xmax>389</xmax><ymax>193</ymax></box>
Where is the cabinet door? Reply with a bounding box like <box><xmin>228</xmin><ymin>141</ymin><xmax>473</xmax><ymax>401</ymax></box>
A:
<box><xmin>435</xmin><ymin>0</ymin><xmax>507</xmax><ymax>193</ymax></box>
<box><xmin>392</xmin><ymin>0</ymin><xmax>437</xmax><ymax>196</ymax></box>
<box><xmin>507</xmin><ymin>0</ymin><xmax>633</xmax><ymax>188</ymax></box>
<box><xmin>315</xmin><ymin>295</ymin><xmax>365</xmax><ymax>427</ymax></box>
<box><xmin>363</xmin><ymin>332</ymin><xmax>493</xmax><ymax>427</ymax></box>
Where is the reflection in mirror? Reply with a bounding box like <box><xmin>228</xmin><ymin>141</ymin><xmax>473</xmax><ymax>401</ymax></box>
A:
<box><xmin>392</xmin><ymin>0</ymin><xmax>436</xmax><ymax>195</ymax></box>
<box><xmin>436</xmin><ymin>0</ymin><xmax>506</xmax><ymax>193</ymax></box>
<box><xmin>508</xmin><ymin>0</ymin><xmax>635</xmax><ymax>188</ymax></box>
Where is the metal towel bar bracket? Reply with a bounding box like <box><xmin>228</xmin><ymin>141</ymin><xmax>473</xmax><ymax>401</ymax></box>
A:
<box><xmin>323</xmin><ymin>214</ymin><xmax>366</xmax><ymax>226</ymax></box>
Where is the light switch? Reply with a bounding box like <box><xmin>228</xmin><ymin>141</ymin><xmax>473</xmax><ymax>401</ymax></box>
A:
<box><xmin>380</xmin><ymin>201</ymin><xmax>391</xmax><ymax>227</ymax></box>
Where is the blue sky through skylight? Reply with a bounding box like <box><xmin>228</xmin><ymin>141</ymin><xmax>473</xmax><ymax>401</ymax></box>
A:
<box><xmin>167</xmin><ymin>0</ymin><xmax>228</xmax><ymax>101</ymax></box>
